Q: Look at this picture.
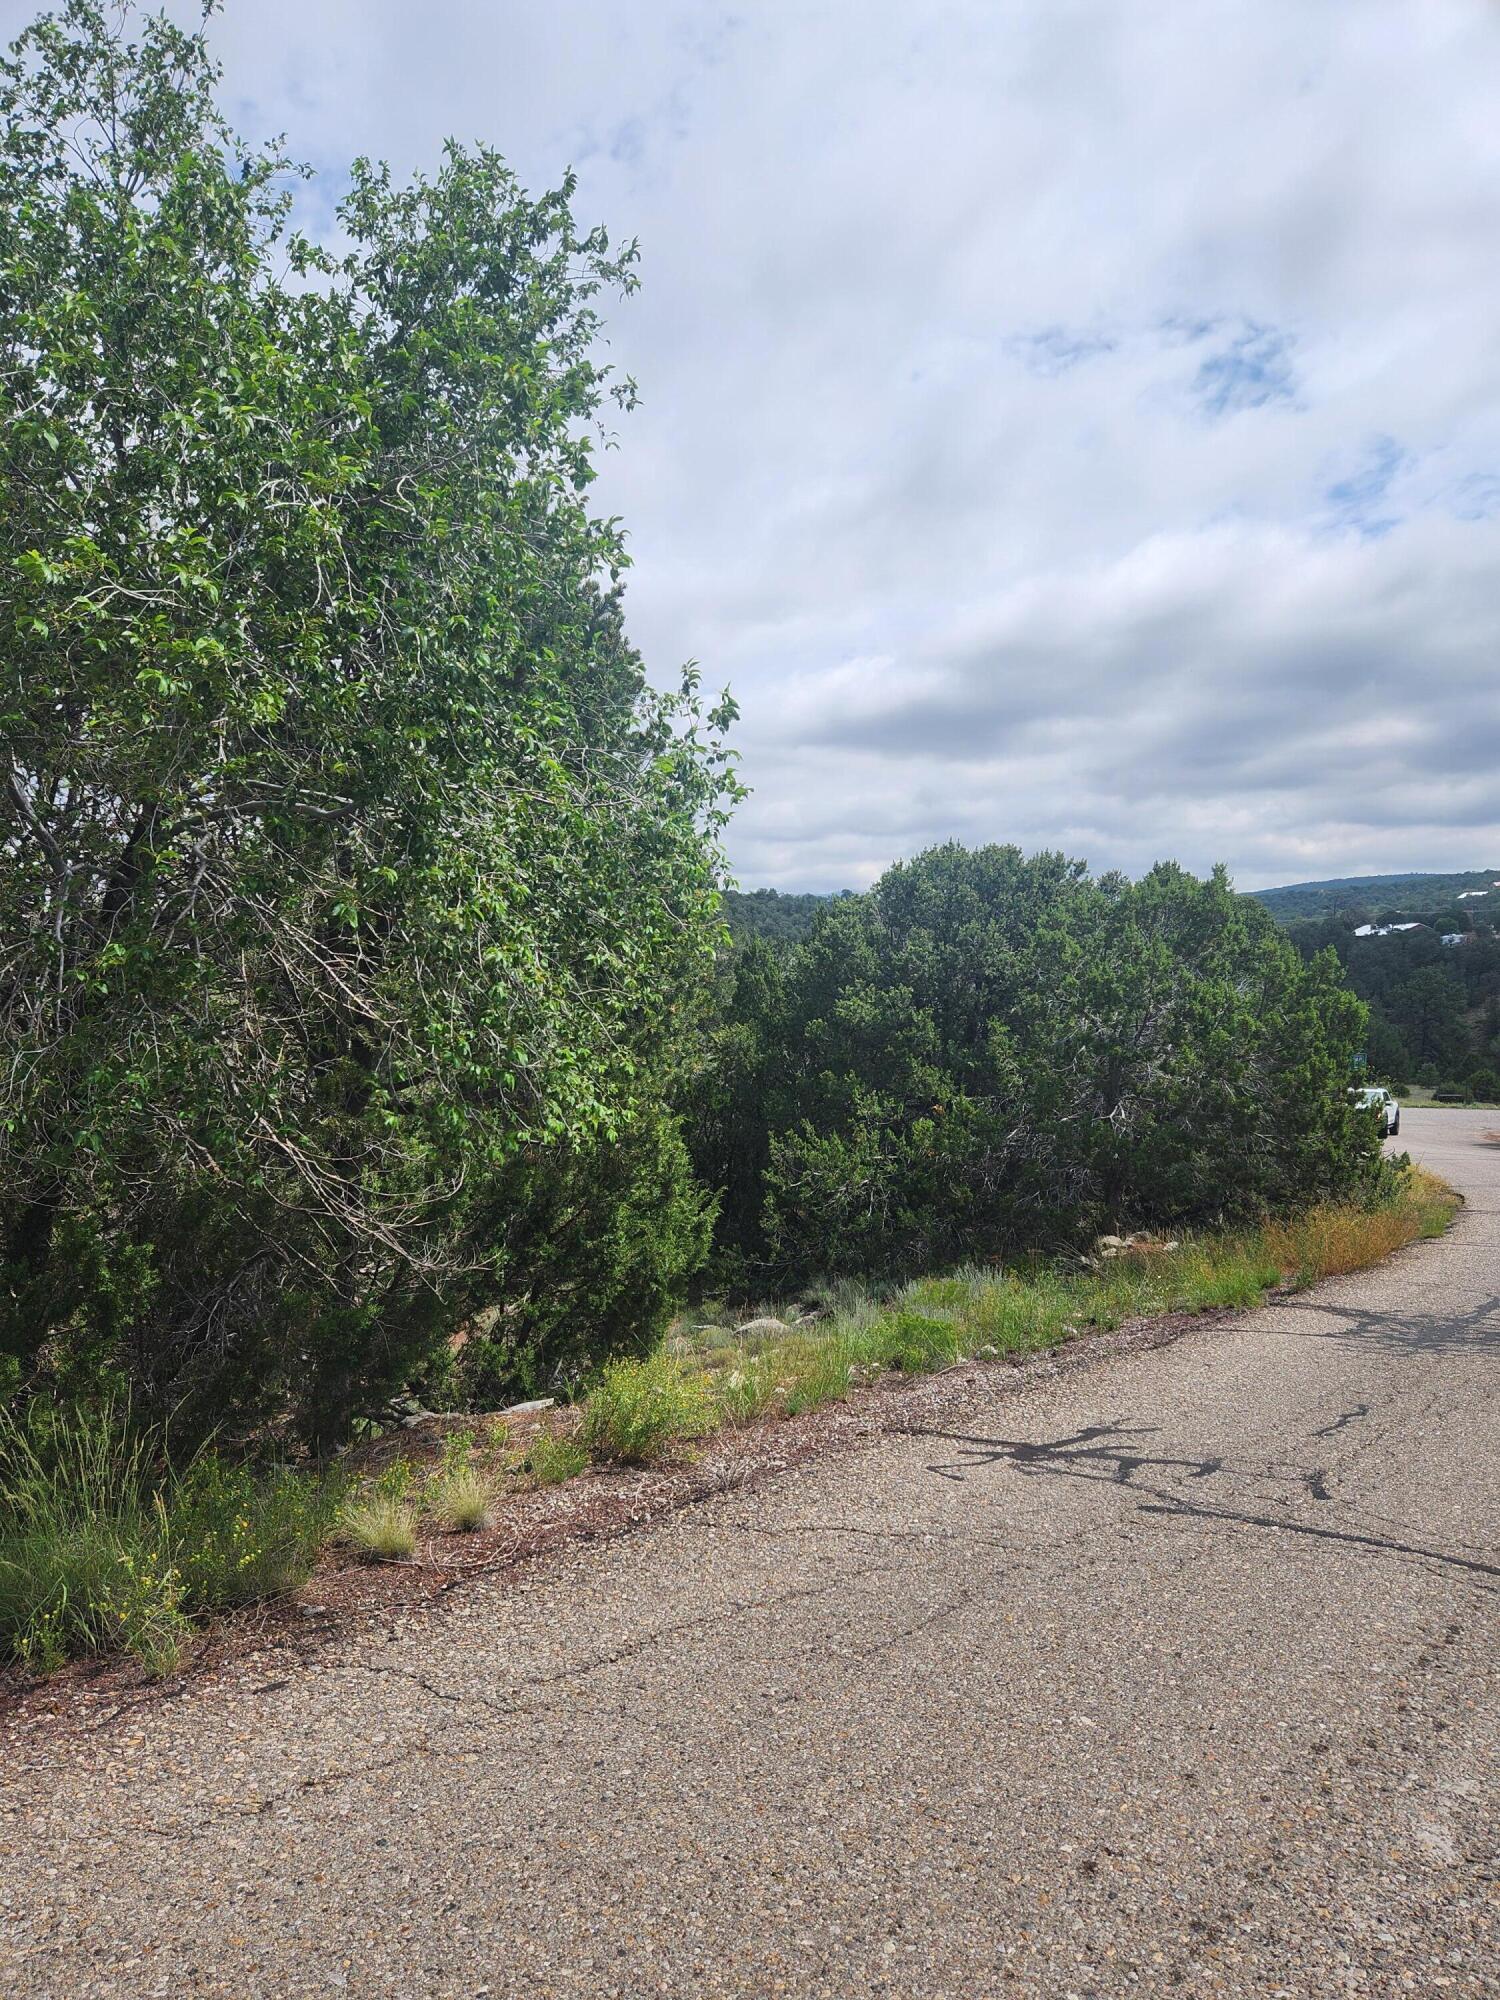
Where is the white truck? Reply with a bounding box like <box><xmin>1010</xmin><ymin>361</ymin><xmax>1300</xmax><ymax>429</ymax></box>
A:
<box><xmin>1351</xmin><ymin>1084</ymin><xmax>1400</xmax><ymax>1137</ymax></box>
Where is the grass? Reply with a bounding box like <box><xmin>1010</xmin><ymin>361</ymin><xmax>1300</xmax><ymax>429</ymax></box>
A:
<box><xmin>337</xmin><ymin>1492</ymin><xmax>418</xmax><ymax>1561</ymax></box>
<box><xmin>3</xmin><ymin>1169</ymin><xmax>1458</xmax><ymax>1680</ymax></box>
<box><xmin>429</xmin><ymin>1464</ymin><xmax>492</xmax><ymax>1533</ymax></box>
<box><xmin>641</xmin><ymin>1167</ymin><xmax>1460</xmax><ymax>1448</ymax></box>
<box><xmin>424</xmin><ymin>1428</ymin><xmax>493</xmax><ymax>1532</ymax></box>
<box><xmin>0</xmin><ymin>1403</ymin><xmax>342</xmax><ymax>1678</ymax></box>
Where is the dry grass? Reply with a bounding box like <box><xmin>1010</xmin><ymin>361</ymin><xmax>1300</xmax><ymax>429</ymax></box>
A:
<box><xmin>1263</xmin><ymin>1167</ymin><xmax>1458</xmax><ymax>1281</ymax></box>
<box><xmin>428</xmin><ymin>1464</ymin><xmax>492</xmax><ymax>1533</ymax></box>
<box><xmin>338</xmin><ymin>1494</ymin><xmax>418</xmax><ymax>1562</ymax></box>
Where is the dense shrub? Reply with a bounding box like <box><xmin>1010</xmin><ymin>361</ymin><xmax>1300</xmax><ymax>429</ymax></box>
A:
<box><xmin>691</xmin><ymin>846</ymin><xmax>1382</xmax><ymax>1289</ymax></box>
<box><xmin>453</xmin><ymin>1108</ymin><xmax>716</xmax><ymax>1405</ymax></box>
<box><xmin>0</xmin><ymin>4</ymin><xmax>733</xmax><ymax>1439</ymax></box>
<box><xmin>580</xmin><ymin>1350</ymin><xmax>717</xmax><ymax>1465</ymax></box>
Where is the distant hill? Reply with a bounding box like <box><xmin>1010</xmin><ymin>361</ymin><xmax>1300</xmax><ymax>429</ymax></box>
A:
<box><xmin>1251</xmin><ymin>870</ymin><xmax>1500</xmax><ymax>922</ymax></box>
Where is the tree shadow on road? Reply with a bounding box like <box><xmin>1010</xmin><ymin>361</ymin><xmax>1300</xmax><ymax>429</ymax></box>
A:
<box><xmin>913</xmin><ymin>1419</ymin><xmax>1500</xmax><ymax>1590</ymax></box>
<box><xmin>1269</xmin><ymin>1291</ymin><xmax>1500</xmax><ymax>1359</ymax></box>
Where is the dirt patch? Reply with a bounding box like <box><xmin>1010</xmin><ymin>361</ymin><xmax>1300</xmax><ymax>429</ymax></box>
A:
<box><xmin>0</xmin><ymin>1289</ymin><xmax>1280</xmax><ymax>1746</ymax></box>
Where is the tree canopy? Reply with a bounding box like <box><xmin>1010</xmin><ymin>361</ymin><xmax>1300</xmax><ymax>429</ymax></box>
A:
<box><xmin>690</xmin><ymin>846</ymin><xmax>1379</xmax><ymax>1289</ymax></box>
<box><xmin>0</xmin><ymin>2</ymin><xmax>736</xmax><ymax>1433</ymax></box>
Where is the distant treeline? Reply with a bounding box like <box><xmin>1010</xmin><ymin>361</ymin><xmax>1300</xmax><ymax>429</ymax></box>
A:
<box><xmin>731</xmin><ymin>874</ymin><xmax>1500</xmax><ymax>1101</ymax></box>
<box><xmin>720</xmin><ymin>887</ymin><xmax>850</xmax><ymax>944</ymax></box>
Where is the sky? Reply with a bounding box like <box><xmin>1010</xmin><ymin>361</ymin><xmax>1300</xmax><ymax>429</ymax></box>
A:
<box><xmin>11</xmin><ymin>0</ymin><xmax>1500</xmax><ymax>892</ymax></box>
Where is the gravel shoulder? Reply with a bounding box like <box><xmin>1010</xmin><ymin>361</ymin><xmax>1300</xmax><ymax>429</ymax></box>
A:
<box><xmin>3</xmin><ymin>1108</ymin><xmax>1497</xmax><ymax>1998</ymax></box>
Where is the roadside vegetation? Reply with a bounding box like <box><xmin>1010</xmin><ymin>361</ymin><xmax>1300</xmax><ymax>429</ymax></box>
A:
<box><xmin>0</xmin><ymin>4</ymin><xmax>1463</xmax><ymax>1686</ymax></box>
<box><xmin>2</xmin><ymin>1170</ymin><xmax>1455</xmax><ymax>1678</ymax></box>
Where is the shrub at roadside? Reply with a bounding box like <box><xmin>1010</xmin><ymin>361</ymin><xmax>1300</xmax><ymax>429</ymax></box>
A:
<box><xmin>3</xmin><ymin>1170</ymin><xmax>1456</xmax><ymax>1680</ymax></box>
<box><xmin>691</xmin><ymin>847</ymin><xmax>1382</xmax><ymax>1291</ymax></box>
<box><xmin>0</xmin><ymin>2</ymin><xmax>734</xmax><ymax>1445</ymax></box>
<box><xmin>581</xmin><ymin>1351</ymin><xmax>717</xmax><ymax>1465</ymax></box>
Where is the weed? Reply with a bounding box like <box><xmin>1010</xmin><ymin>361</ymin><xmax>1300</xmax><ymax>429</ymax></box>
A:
<box><xmin>581</xmin><ymin>1351</ymin><xmax>716</xmax><ymax>1465</ymax></box>
<box><xmin>781</xmin><ymin>1332</ymin><xmax>864</xmax><ymax>1416</ymax></box>
<box><xmin>713</xmin><ymin>1354</ymin><xmax>780</xmax><ymax>1425</ymax></box>
<box><xmin>524</xmin><ymin>1431</ymin><xmax>589</xmax><ymax>1486</ymax></box>
<box><xmin>172</xmin><ymin>1456</ymin><xmax>343</xmax><ymax>1608</ymax></box>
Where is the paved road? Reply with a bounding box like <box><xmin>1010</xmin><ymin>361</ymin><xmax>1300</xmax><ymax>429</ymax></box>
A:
<box><xmin>3</xmin><ymin>1110</ymin><xmax>1497</xmax><ymax>1998</ymax></box>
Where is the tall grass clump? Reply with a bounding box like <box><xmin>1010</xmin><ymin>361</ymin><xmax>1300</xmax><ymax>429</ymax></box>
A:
<box><xmin>424</xmin><ymin>1429</ymin><xmax>492</xmax><ymax>1532</ymax></box>
<box><xmin>337</xmin><ymin>1492</ymin><xmax>418</xmax><ymax>1561</ymax></box>
<box><xmin>581</xmin><ymin>1350</ymin><xmax>717</xmax><ymax>1465</ymax></box>
<box><xmin>0</xmin><ymin>1402</ymin><xmax>341</xmax><ymax>1678</ymax></box>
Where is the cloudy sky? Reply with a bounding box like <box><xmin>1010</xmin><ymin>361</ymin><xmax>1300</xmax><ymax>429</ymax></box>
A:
<box><xmin>14</xmin><ymin>1</ymin><xmax>1500</xmax><ymax>890</ymax></box>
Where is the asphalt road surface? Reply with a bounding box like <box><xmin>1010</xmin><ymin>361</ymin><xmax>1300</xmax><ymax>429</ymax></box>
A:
<box><xmin>2</xmin><ymin>1108</ymin><xmax>1496</xmax><ymax>1998</ymax></box>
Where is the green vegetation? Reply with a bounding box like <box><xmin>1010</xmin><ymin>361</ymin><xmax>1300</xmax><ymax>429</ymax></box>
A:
<box><xmin>2</xmin><ymin>1172</ymin><xmax>1456</xmax><ymax>1676</ymax></box>
<box><xmin>590</xmin><ymin>1166</ymin><xmax>1458</xmax><ymax>1452</ymax></box>
<box><xmin>0</xmin><ymin>2</ymin><xmax>734</xmax><ymax>1441</ymax></box>
<box><xmin>1277</xmin><ymin>913</ymin><xmax>1500</xmax><ymax>1096</ymax></box>
<box><xmin>0</xmin><ymin>1402</ymin><xmax>341</xmax><ymax>1675</ymax></box>
<box><xmin>581</xmin><ymin>1350</ymin><xmax>718</xmax><ymax>1465</ymax></box>
<box><xmin>424</xmin><ymin>1428</ymin><xmax>493</xmax><ymax>1530</ymax></box>
<box><xmin>722</xmin><ymin>887</ymin><xmax>842</xmax><ymax>945</ymax></box>
<box><xmin>691</xmin><ymin>846</ymin><xmax>1383</xmax><ymax>1292</ymax></box>
<box><xmin>523</xmin><ymin>1431</ymin><xmax>590</xmax><ymax>1487</ymax></box>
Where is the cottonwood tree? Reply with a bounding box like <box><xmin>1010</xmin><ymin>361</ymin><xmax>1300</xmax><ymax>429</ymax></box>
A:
<box><xmin>0</xmin><ymin>2</ymin><xmax>736</xmax><ymax>1433</ymax></box>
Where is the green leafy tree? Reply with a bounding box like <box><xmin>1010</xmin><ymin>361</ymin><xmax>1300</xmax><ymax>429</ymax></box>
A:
<box><xmin>710</xmin><ymin>847</ymin><xmax>1379</xmax><ymax>1290</ymax></box>
<box><xmin>1383</xmin><ymin>967</ymin><xmax>1470</xmax><ymax>1076</ymax></box>
<box><xmin>0</xmin><ymin>3</ymin><xmax>736</xmax><ymax>1436</ymax></box>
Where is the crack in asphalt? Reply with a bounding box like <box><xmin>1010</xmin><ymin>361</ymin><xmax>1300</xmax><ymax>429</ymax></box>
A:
<box><xmin>115</xmin><ymin>1556</ymin><xmax>907</xmax><ymax>1839</ymax></box>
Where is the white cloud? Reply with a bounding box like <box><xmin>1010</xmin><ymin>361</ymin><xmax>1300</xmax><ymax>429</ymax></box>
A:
<box><xmin>7</xmin><ymin>0</ymin><xmax>1499</xmax><ymax>889</ymax></box>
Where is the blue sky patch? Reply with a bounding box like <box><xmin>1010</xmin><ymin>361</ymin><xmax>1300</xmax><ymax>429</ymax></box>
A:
<box><xmin>1192</xmin><ymin>323</ymin><xmax>1297</xmax><ymax>417</ymax></box>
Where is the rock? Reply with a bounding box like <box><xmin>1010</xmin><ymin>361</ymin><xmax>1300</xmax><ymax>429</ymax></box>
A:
<box><xmin>497</xmin><ymin>1396</ymin><xmax>555</xmax><ymax>1420</ymax></box>
<box><xmin>735</xmin><ymin>1316</ymin><xmax>790</xmax><ymax>1337</ymax></box>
